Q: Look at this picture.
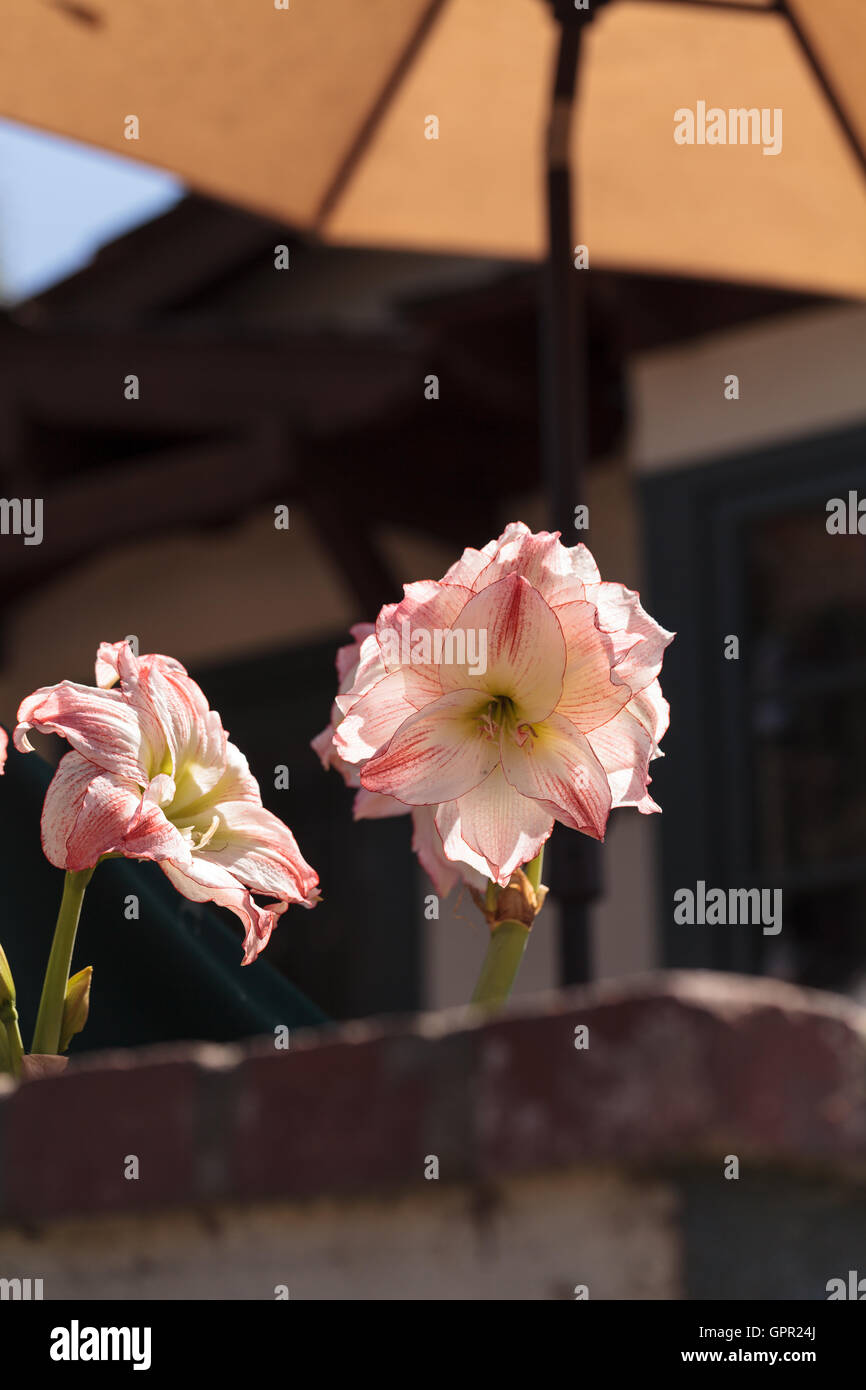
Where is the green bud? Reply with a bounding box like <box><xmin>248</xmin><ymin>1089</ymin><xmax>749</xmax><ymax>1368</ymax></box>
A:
<box><xmin>0</xmin><ymin>941</ymin><xmax>16</xmax><ymax>1008</ymax></box>
<box><xmin>0</xmin><ymin>944</ymin><xmax>22</xmax><ymax>1077</ymax></box>
<box><xmin>59</xmin><ymin>966</ymin><xmax>92</xmax><ymax>1054</ymax></box>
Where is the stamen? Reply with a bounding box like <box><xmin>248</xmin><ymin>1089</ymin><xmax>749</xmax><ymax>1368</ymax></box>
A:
<box><xmin>479</xmin><ymin>699</ymin><xmax>500</xmax><ymax>741</ymax></box>
<box><xmin>193</xmin><ymin>814</ymin><xmax>221</xmax><ymax>852</ymax></box>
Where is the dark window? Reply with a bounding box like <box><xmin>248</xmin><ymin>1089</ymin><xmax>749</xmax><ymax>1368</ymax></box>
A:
<box><xmin>643</xmin><ymin>425</ymin><xmax>866</xmax><ymax>996</ymax></box>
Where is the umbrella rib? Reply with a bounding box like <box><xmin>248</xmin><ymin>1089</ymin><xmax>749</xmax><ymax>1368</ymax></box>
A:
<box><xmin>654</xmin><ymin>0</ymin><xmax>866</xmax><ymax>179</ymax></box>
<box><xmin>313</xmin><ymin>0</ymin><xmax>449</xmax><ymax>231</ymax></box>
<box><xmin>776</xmin><ymin>0</ymin><xmax>866</xmax><ymax>181</ymax></box>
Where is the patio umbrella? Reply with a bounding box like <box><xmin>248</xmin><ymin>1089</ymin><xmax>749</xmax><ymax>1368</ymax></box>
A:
<box><xmin>3</xmin><ymin>2</ymin><xmax>863</xmax><ymax>289</ymax></box>
<box><xmin>3</xmin><ymin>0</ymin><xmax>864</xmax><ymax>979</ymax></box>
<box><xmin>3</xmin><ymin>0</ymin><xmax>864</xmax><ymax>576</ymax></box>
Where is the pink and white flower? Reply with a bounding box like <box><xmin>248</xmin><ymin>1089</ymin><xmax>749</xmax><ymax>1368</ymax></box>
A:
<box><xmin>312</xmin><ymin>626</ymin><xmax>486</xmax><ymax>895</ymax></box>
<box><xmin>15</xmin><ymin>641</ymin><xmax>319</xmax><ymax>962</ymax></box>
<box><xmin>314</xmin><ymin>523</ymin><xmax>673</xmax><ymax>889</ymax></box>
<box><xmin>0</xmin><ymin>726</ymin><xmax>7</xmax><ymax>774</ymax></box>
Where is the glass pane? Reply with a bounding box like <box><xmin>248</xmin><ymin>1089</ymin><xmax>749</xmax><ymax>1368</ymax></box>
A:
<box><xmin>753</xmin><ymin>687</ymin><xmax>866</xmax><ymax>870</ymax></box>
<box><xmin>763</xmin><ymin>881</ymin><xmax>866</xmax><ymax>1001</ymax></box>
<box><xmin>747</xmin><ymin>505</ymin><xmax>866</xmax><ymax>685</ymax></box>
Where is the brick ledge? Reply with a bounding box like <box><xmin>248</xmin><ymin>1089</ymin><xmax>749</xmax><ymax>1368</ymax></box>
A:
<box><xmin>1</xmin><ymin>970</ymin><xmax>863</xmax><ymax>1222</ymax></box>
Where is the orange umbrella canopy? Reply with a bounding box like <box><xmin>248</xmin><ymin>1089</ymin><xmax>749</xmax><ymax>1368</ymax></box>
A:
<box><xmin>3</xmin><ymin>0</ymin><xmax>865</xmax><ymax>297</ymax></box>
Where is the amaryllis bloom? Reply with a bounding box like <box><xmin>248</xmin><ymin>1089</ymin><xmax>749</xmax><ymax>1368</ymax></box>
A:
<box><xmin>319</xmin><ymin>523</ymin><xmax>673</xmax><ymax>888</ymax></box>
<box><xmin>15</xmin><ymin>641</ymin><xmax>319</xmax><ymax>962</ymax></box>
<box><xmin>312</xmin><ymin>626</ymin><xmax>485</xmax><ymax>896</ymax></box>
<box><xmin>0</xmin><ymin>726</ymin><xmax>7</xmax><ymax>774</ymax></box>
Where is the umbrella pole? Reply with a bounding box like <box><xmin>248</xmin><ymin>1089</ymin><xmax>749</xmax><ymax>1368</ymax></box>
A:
<box><xmin>542</xmin><ymin>4</ymin><xmax>606</xmax><ymax>986</ymax></box>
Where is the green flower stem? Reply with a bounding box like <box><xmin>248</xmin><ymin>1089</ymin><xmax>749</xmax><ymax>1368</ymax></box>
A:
<box><xmin>471</xmin><ymin>919</ymin><xmax>531</xmax><ymax>1008</ymax></box>
<box><xmin>470</xmin><ymin>847</ymin><xmax>546</xmax><ymax>1009</ymax></box>
<box><xmin>31</xmin><ymin>868</ymin><xmax>94</xmax><ymax>1055</ymax></box>
<box><xmin>525</xmin><ymin>845</ymin><xmax>545</xmax><ymax>893</ymax></box>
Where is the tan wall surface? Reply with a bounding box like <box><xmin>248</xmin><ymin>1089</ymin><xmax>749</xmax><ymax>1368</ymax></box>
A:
<box><xmin>0</xmin><ymin>1167</ymin><xmax>680</xmax><ymax>1301</ymax></box>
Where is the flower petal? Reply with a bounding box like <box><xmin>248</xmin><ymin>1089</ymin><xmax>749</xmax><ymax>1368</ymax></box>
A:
<box><xmin>127</xmin><ymin>657</ymin><xmax>226</xmax><ymax>790</ymax></box>
<box><xmin>413</xmin><ymin>804</ymin><xmax>487</xmax><ymax>894</ymax></box>
<box><xmin>361</xmin><ymin>689</ymin><xmax>499</xmax><ymax>805</ymax></box>
<box><xmin>439</xmin><ymin>536</ymin><xmax>500</xmax><ymax>588</ymax></box>
<box><xmin>585</xmin><ymin>705</ymin><xmax>663</xmax><ymax>813</ymax></box>
<box><xmin>626</xmin><ymin>679</ymin><xmax>670</xmax><ymax>751</ymax></box>
<box><xmin>171</xmin><ymin>739</ymin><xmax>261</xmax><ymax>819</ymax></box>
<box><xmin>161</xmin><ymin>856</ymin><xmax>288</xmax><ymax>964</ymax></box>
<box><xmin>500</xmin><ymin>711</ymin><xmax>611</xmax><ymax>840</ymax></box>
<box><xmin>41</xmin><ymin>752</ymin><xmax>129</xmax><ymax>869</ymax></box>
<box><xmin>584</xmin><ymin>581</ymin><xmax>675</xmax><ymax>694</ymax></box>
<box><xmin>163</xmin><ymin>804</ymin><xmax>320</xmax><ymax>963</ymax></box>
<box><xmin>336</xmin><ymin>623</ymin><xmax>374</xmax><ymax>684</ymax></box>
<box><xmin>335</xmin><ymin>630</ymin><xmax>388</xmax><ymax>712</ymax></box>
<box><xmin>335</xmin><ymin>669</ymin><xmax>432</xmax><ymax>765</ymax></box>
<box><xmin>376</xmin><ymin>581</ymin><xmax>472</xmax><ymax>677</ymax></box>
<box><xmin>353</xmin><ymin>788</ymin><xmax>407</xmax><ymax>819</ymax></box>
<box><xmin>554</xmin><ymin>600</ymin><xmax>631</xmax><ymax>731</ymax></box>
<box><xmin>95</xmin><ymin>640</ymin><xmax>185</xmax><ymax>691</ymax></box>
<box><xmin>447</xmin><ymin>765</ymin><xmax>553</xmax><ymax>886</ymax></box>
<box><xmin>16</xmin><ymin>682</ymin><xmax>158</xmax><ymax>783</ymax></box>
<box><xmin>119</xmin><ymin>776</ymin><xmax>194</xmax><ymax>864</ymax></box>
<box><xmin>195</xmin><ymin>800</ymin><xmax>320</xmax><ymax>905</ymax></box>
<box><xmin>437</xmin><ymin>573</ymin><xmax>566</xmax><ymax>721</ymax></box>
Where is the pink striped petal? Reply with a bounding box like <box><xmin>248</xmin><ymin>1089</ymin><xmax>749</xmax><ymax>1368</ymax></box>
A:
<box><xmin>95</xmin><ymin>640</ymin><xmax>185</xmax><ymax>690</ymax></box>
<box><xmin>119</xmin><ymin>776</ymin><xmax>194</xmax><ymax>864</ymax></box>
<box><xmin>312</xmin><ymin>717</ymin><xmax>362</xmax><ymax>788</ymax></box>
<box><xmin>584</xmin><ymin>581</ymin><xmax>675</xmax><ymax>694</ymax></box>
<box><xmin>15</xmin><ymin>682</ymin><xmax>158</xmax><ymax>783</ymax></box>
<box><xmin>554</xmin><ymin>600</ymin><xmax>631</xmax><ymax>731</ymax></box>
<box><xmin>501</xmin><ymin>711</ymin><xmax>611</xmax><ymax>840</ymax></box>
<box><xmin>361</xmin><ymin>689</ymin><xmax>499</xmax><ymax>805</ymax></box>
<box><xmin>129</xmin><ymin>658</ymin><xmax>226</xmax><ymax>791</ymax></box>
<box><xmin>376</xmin><ymin>581</ymin><xmax>473</xmax><ymax>672</ymax></box>
<box><xmin>438</xmin><ymin>573</ymin><xmax>566</xmax><ymax>721</ymax></box>
<box><xmin>447</xmin><ymin>765</ymin><xmax>553</xmax><ymax>886</ymax></box>
<box><xmin>474</xmin><ymin>524</ymin><xmax>602</xmax><ymax>599</ymax></box>
<box><xmin>585</xmin><ymin>706</ymin><xmax>662</xmax><ymax>814</ymax></box>
<box><xmin>41</xmin><ymin>752</ymin><xmax>119</xmax><ymax>868</ymax></box>
<box><xmin>161</xmin><ymin>856</ymin><xmax>289</xmax><ymax>965</ymax></box>
<box><xmin>194</xmin><ymin>800</ymin><xmax>320</xmax><ymax>906</ymax></box>
<box><xmin>626</xmin><ymin>679</ymin><xmax>670</xmax><ymax>751</ymax></box>
<box><xmin>438</xmin><ymin>537</ymin><xmax>500</xmax><ymax>588</ymax></box>
<box><xmin>336</xmin><ymin>623</ymin><xmax>374</xmax><ymax>684</ymax></box>
<box><xmin>0</xmin><ymin>725</ymin><xmax>7</xmax><ymax>774</ymax></box>
<box><xmin>335</xmin><ymin>669</ymin><xmax>428</xmax><ymax>765</ymax></box>
<box><xmin>42</xmin><ymin>754</ymin><xmax>143</xmax><ymax>871</ymax></box>
<box><xmin>413</xmin><ymin>804</ymin><xmax>487</xmax><ymax>895</ymax></box>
